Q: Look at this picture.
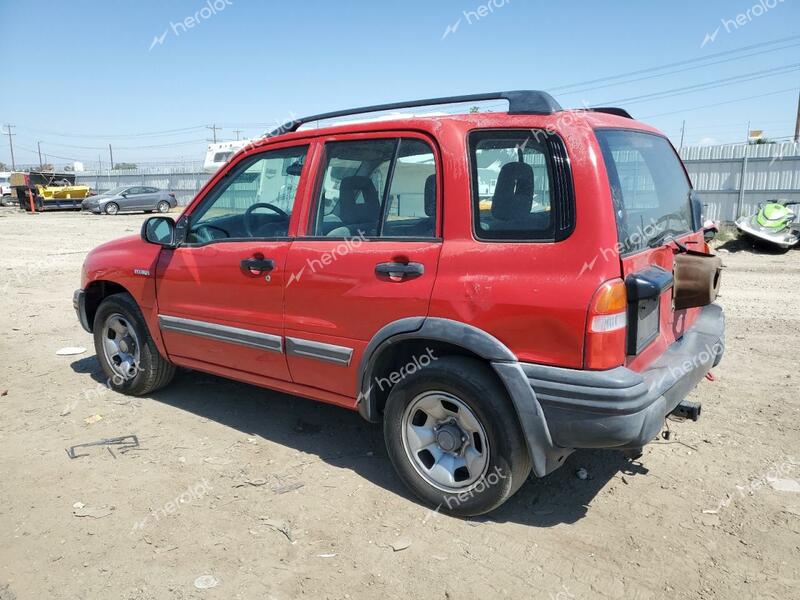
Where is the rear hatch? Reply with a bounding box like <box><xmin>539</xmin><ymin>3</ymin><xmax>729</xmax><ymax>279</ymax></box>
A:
<box><xmin>595</xmin><ymin>129</ymin><xmax>705</xmax><ymax>372</ymax></box>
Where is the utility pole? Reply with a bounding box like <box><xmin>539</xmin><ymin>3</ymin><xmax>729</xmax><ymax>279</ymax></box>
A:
<box><xmin>679</xmin><ymin>120</ymin><xmax>686</xmax><ymax>152</ymax></box>
<box><xmin>3</xmin><ymin>124</ymin><xmax>15</xmax><ymax>170</ymax></box>
<box><xmin>37</xmin><ymin>141</ymin><xmax>43</xmax><ymax>169</ymax></box>
<box><xmin>233</xmin><ymin>129</ymin><xmax>243</xmax><ymax>141</ymax></box>
<box><xmin>794</xmin><ymin>89</ymin><xmax>800</xmax><ymax>143</ymax></box>
<box><xmin>108</xmin><ymin>144</ymin><xmax>114</xmax><ymax>169</ymax></box>
<box><xmin>206</xmin><ymin>124</ymin><xmax>220</xmax><ymax>144</ymax></box>
<box><xmin>745</xmin><ymin>120</ymin><xmax>751</xmax><ymax>144</ymax></box>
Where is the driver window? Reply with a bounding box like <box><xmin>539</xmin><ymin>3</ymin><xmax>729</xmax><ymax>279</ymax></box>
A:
<box><xmin>188</xmin><ymin>145</ymin><xmax>308</xmax><ymax>243</ymax></box>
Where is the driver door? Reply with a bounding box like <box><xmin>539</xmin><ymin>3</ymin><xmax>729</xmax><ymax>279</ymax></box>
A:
<box><xmin>154</xmin><ymin>144</ymin><xmax>310</xmax><ymax>382</ymax></box>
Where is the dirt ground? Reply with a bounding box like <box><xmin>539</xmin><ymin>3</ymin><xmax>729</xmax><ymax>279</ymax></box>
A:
<box><xmin>0</xmin><ymin>207</ymin><xmax>798</xmax><ymax>600</ymax></box>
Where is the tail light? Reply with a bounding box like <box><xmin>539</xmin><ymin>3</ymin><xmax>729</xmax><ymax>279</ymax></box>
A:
<box><xmin>168</xmin><ymin>192</ymin><xmax>176</xmax><ymax>199</ymax></box>
<box><xmin>585</xmin><ymin>279</ymin><xmax>627</xmax><ymax>370</ymax></box>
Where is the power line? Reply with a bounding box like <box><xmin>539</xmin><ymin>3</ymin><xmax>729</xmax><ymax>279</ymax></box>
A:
<box><xmin>639</xmin><ymin>87</ymin><xmax>799</xmax><ymax>119</ymax></box>
<box><xmin>597</xmin><ymin>63</ymin><xmax>800</xmax><ymax>106</ymax></box>
<box><xmin>551</xmin><ymin>34</ymin><xmax>800</xmax><ymax>93</ymax></box>
<box><xmin>36</xmin><ymin>138</ymin><xmax>209</xmax><ymax>150</ymax></box>
<box><xmin>558</xmin><ymin>42</ymin><xmax>800</xmax><ymax>97</ymax></box>
<box><xmin>16</xmin><ymin>145</ymin><xmax>83</xmax><ymax>163</ymax></box>
<box><xmin>14</xmin><ymin>125</ymin><xmax>207</xmax><ymax>139</ymax></box>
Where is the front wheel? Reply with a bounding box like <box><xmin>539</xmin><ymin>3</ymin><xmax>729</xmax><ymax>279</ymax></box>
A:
<box><xmin>104</xmin><ymin>202</ymin><xmax>119</xmax><ymax>215</ymax></box>
<box><xmin>93</xmin><ymin>293</ymin><xmax>176</xmax><ymax>395</ymax></box>
<box><xmin>383</xmin><ymin>356</ymin><xmax>531</xmax><ymax>516</ymax></box>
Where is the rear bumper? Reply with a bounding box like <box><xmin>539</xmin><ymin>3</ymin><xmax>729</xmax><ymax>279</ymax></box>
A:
<box><xmin>73</xmin><ymin>289</ymin><xmax>92</xmax><ymax>333</ymax></box>
<box><xmin>524</xmin><ymin>303</ymin><xmax>725</xmax><ymax>451</ymax></box>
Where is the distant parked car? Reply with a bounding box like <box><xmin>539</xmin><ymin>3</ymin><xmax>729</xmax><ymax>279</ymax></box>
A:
<box><xmin>81</xmin><ymin>186</ymin><xmax>177</xmax><ymax>215</ymax></box>
<box><xmin>0</xmin><ymin>172</ymin><xmax>12</xmax><ymax>204</ymax></box>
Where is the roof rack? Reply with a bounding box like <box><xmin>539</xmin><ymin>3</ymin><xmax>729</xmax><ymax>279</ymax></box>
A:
<box><xmin>588</xmin><ymin>107</ymin><xmax>633</xmax><ymax>119</ymax></box>
<box><xmin>268</xmin><ymin>90</ymin><xmax>563</xmax><ymax>137</ymax></box>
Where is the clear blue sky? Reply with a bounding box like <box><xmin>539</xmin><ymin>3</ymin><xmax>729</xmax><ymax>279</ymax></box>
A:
<box><xmin>1</xmin><ymin>0</ymin><xmax>799</xmax><ymax>168</ymax></box>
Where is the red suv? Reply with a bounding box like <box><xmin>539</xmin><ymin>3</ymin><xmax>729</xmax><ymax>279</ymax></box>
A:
<box><xmin>74</xmin><ymin>91</ymin><xmax>724</xmax><ymax>516</ymax></box>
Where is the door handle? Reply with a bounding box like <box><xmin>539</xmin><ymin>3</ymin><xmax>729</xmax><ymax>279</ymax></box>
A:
<box><xmin>241</xmin><ymin>258</ymin><xmax>275</xmax><ymax>273</ymax></box>
<box><xmin>375</xmin><ymin>262</ymin><xmax>424</xmax><ymax>280</ymax></box>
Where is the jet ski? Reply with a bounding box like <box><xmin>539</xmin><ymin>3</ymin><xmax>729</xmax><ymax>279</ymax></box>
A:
<box><xmin>735</xmin><ymin>200</ymin><xmax>800</xmax><ymax>250</ymax></box>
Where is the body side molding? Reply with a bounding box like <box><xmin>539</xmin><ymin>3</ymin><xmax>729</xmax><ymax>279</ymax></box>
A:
<box><xmin>158</xmin><ymin>315</ymin><xmax>283</xmax><ymax>353</ymax></box>
<box><xmin>285</xmin><ymin>337</ymin><xmax>353</xmax><ymax>366</ymax></box>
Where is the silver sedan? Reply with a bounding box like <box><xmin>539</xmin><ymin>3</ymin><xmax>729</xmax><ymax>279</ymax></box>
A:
<box><xmin>81</xmin><ymin>186</ymin><xmax>177</xmax><ymax>215</ymax></box>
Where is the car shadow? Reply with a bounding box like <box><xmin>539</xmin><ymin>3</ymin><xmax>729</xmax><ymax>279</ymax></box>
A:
<box><xmin>714</xmin><ymin>236</ymin><xmax>792</xmax><ymax>254</ymax></box>
<box><xmin>71</xmin><ymin>355</ymin><xmax>648</xmax><ymax>527</ymax></box>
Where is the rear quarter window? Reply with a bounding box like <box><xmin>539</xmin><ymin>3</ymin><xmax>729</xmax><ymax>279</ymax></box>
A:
<box><xmin>468</xmin><ymin>130</ymin><xmax>574</xmax><ymax>242</ymax></box>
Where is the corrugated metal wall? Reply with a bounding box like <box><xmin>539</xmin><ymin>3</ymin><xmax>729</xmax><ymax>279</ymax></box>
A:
<box><xmin>74</xmin><ymin>142</ymin><xmax>800</xmax><ymax>223</ymax></box>
<box><xmin>681</xmin><ymin>141</ymin><xmax>800</xmax><ymax>223</ymax></box>
<box><xmin>75</xmin><ymin>166</ymin><xmax>212</xmax><ymax>205</ymax></box>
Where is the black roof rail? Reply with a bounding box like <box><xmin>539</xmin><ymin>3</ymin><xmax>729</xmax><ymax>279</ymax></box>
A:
<box><xmin>268</xmin><ymin>90</ymin><xmax>563</xmax><ymax>137</ymax></box>
<box><xmin>588</xmin><ymin>107</ymin><xmax>633</xmax><ymax>119</ymax></box>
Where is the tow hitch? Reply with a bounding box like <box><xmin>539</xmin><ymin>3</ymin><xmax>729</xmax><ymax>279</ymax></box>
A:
<box><xmin>671</xmin><ymin>401</ymin><xmax>702</xmax><ymax>422</ymax></box>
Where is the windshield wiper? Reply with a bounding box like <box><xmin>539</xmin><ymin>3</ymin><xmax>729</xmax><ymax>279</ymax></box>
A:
<box><xmin>647</xmin><ymin>230</ymin><xmax>681</xmax><ymax>248</ymax></box>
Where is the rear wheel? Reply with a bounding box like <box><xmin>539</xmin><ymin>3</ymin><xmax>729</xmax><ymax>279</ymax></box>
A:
<box><xmin>104</xmin><ymin>202</ymin><xmax>119</xmax><ymax>215</ymax></box>
<box><xmin>383</xmin><ymin>356</ymin><xmax>531</xmax><ymax>516</ymax></box>
<box><xmin>157</xmin><ymin>200</ymin><xmax>170</xmax><ymax>213</ymax></box>
<box><xmin>93</xmin><ymin>293</ymin><xmax>175</xmax><ymax>395</ymax></box>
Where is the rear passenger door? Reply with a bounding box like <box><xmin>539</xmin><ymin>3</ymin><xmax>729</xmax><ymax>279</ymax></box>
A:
<box><xmin>124</xmin><ymin>186</ymin><xmax>148</xmax><ymax>210</ymax></box>
<box><xmin>284</xmin><ymin>133</ymin><xmax>442</xmax><ymax>398</ymax></box>
<box><xmin>140</xmin><ymin>186</ymin><xmax>161</xmax><ymax>209</ymax></box>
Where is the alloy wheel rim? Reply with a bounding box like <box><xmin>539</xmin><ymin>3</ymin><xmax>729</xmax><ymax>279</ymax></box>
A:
<box><xmin>101</xmin><ymin>313</ymin><xmax>140</xmax><ymax>381</ymax></box>
<box><xmin>106</xmin><ymin>203</ymin><xmax>118</xmax><ymax>215</ymax></box>
<box><xmin>158</xmin><ymin>201</ymin><xmax>169</xmax><ymax>212</ymax></box>
<box><xmin>401</xmin><ymin>391</ymin><xmax>490</xmax><ymax>493</ymax></box>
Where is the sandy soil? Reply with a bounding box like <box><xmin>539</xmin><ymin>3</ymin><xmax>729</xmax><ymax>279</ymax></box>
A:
<box><xmin>0</xmin><ymin>207</ymin><xmax>798</xmax><ymax>600</ymax></box>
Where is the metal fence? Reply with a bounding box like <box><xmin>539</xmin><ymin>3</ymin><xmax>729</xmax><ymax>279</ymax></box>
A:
<box><xmin>75</xmin><ymin>164</ymin><xmax>211</xmax><ymax>205</ymax></box>
<box><xmin>681</xmin><ymin>141</ymin><xmax>800</xmax><ymax>223</ymax></box>
<box><xmin>73</xmin><ymin>142</ymin><xmax>800</xmax><ymax>223</ymax></box>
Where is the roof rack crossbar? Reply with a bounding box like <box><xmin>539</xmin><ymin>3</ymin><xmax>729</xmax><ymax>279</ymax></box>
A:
<box><xmin>268</xmin><ymin>90</ymin><xmax>562</xmax><ymax>137</ymax></box>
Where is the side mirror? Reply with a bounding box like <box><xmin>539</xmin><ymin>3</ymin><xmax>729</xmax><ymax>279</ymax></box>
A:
<box><xmin>690</xmin><ymin>192</ymin><xmax>704</xmax><ymax>231</ymax></box>
<box><xmin>141</xmin><ymin>216</ymin><xmax>177</xmax><ymax>248</ymax></box>
<box><xmin>702</xmin><ymin>219</ymin><xmax>718</xmax><ymax>242</ymax></box>
<box><xmin>285</xmin><ymin>161</ymin><xmax>304</xmax><ymax>176</ymax></box>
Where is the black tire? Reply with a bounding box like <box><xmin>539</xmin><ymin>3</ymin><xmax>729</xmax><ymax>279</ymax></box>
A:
<box><xmin>156</xmin><ymin>200</ymin><xmax>170</xmax><ymax>213</ymax></box>
<box><xmin>93</xmin><ymin>292</ymin><xmax>176</xmax><ymax>396</ymax></box>
<box><xmin>104</xmin><ymin>202</ymin><xmax>119</xmax><ymax>215</ymax></box>
<box><xmin>383</xmin><ymin>356</ymin><xmax>531</xmax><ymax>517</ymax></box>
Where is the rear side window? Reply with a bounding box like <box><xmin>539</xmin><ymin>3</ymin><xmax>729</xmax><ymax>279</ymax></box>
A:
<box><xmin>469</xmin><ymin>130</ymin><xmax>572</xmax><ymax>241</ymax></box>
<box><xmin>595</xmin><ymin>129</ymin><xmax>693</xmax><ymax>254</ymax></box>
<box><xmin>309</xmin><ymin>137</ymin><xmax>437</xmax><ymax>239</ymax></box>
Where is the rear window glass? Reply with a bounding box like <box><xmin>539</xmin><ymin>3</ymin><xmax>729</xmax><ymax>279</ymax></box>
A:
<box><xmin>469</xmin><ymin>131</ymin><xmax>554</xmax><ymax>241</ymax></box>
<box><xmin>595</xmin><ymin>129</ymin><xmax>692</xmax><ymax>254</ymax></box>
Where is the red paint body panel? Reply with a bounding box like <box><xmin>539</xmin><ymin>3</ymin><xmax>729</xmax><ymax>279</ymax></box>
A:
<box><xmin>284</xmin><ymin>240</ymin><xmax>441</xmax><ymax>396</ymax></box>
<box><xmin>155</xmin><ymin>241</ymin><xmax>292</xmax><ymax>380</ymax></box>
<box><xmin>81</xmin><ymin>234</ymin><xmax>168</xmax><ymax>356</ymax></box>
<box><xmin>428</xmin><ymin>119</ymin><xmax>621</xmax><ymax>369</ymax></box>
<box><xmin>80</xmin><ymin>108</ymin><xmax>700</xmax><ymax>407</ymax></box>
